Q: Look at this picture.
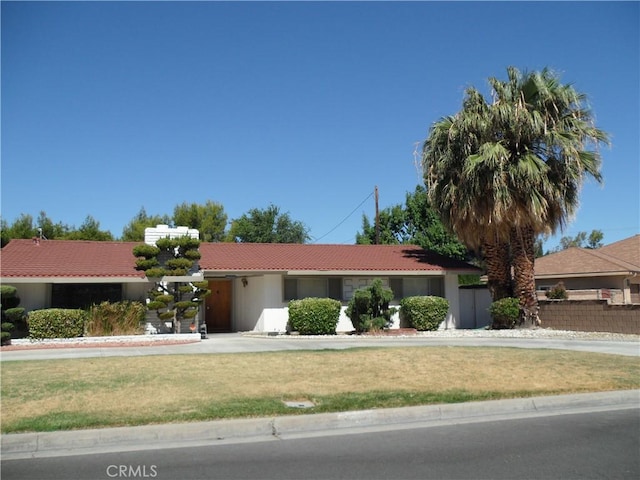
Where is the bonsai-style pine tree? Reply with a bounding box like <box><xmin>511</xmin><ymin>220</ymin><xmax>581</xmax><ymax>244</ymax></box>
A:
<box><xmin>1</xmin><ymin>285</ymin><xmax>26</xmax><ymax>345</ymax></box>
<box><xmin>133</xmin><ymin>236</ymin><xmax>210</xmax><ymax>334</ymax></box>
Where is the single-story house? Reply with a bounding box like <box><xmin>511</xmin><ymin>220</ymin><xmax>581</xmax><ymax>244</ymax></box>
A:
<box><xmin>0</xmin><ymin>238</ymin><xmax>480</xmax><ymax>333</ymax></box>
<box><xmin>534</xmin><ymin>234</ymin><xmax>640</xmax><ymax>304</ymax></box>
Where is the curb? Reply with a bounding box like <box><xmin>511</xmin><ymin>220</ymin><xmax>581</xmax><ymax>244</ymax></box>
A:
<box><xmin>2</xmin><ymin>390</ymin><xmax>638</xmax><ymax>459</ymax></box>
<box><xmin>9</xmin><ymin>333</ymin><xmax>202</xmax><ymax>346</ymax></box>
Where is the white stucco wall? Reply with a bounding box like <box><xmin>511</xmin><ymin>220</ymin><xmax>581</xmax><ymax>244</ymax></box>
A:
<box><xmin>233</xmin><ymin>274</ymin><xmax>289</xmax><ymax>332</ymax></box>
<box><xmin>5</xmin><ymin>283</ymin><xmax>49</xmax><ymax>312</ymax></box>
<box><xmin>441</xmin><ymin>274</ymin><xmax>461</xmax><ymax>329</ymax></box>
<box><xmin>229</xmin><ymin>273</ymin><xmax>459</xmax><ymax>333</ymax></box>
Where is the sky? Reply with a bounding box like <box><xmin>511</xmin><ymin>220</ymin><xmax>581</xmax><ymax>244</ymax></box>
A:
<box><xmin>2</xmin><ymin>1</ymin><xmax>638</xmax><ymax>250</ymax></box>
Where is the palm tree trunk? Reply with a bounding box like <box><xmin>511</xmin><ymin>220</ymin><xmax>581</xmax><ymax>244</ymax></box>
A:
<box><xmin>482</xmin><ymin>235</ymin><xmax>513</xmax><ymax>301</ymax></box>
<box><xmin>511</xmin><ymin>225</ymin><xmax>540</xmax><ymax>327</ymax></box>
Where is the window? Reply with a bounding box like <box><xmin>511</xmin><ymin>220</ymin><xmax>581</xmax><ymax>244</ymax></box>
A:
<box><xmin>390</xmin><ymin>277</ymin><xmax>444</xmax><ymax>299</ymax></box>
<box><xmin>284</xmin><ymin>278</ymin><xmax>343</xmax><ymax>301</ymax></box>
<box><xmin>284</xmin><ymin>276</ymin><xmax>445</xmax><ymax>302</ymax></box>
<box><xmin>51</xmin><ymin>283</ymin><xmax>123</xmax><ymax>309</ymax></box>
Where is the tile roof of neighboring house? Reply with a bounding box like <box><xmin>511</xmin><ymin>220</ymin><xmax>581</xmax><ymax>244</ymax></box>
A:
<box><xmin>0</xmin><ymin>239</ymin><xmax>146</xmax><ymax>279</ymax></box>
<box><xmin>534</xmin><ymin>234</ymin><xmax>640</xmax><ymax>278</ymax></box>
<box><xmin>0</xmin><ymin>239</ymin><xmax>479</xmax><ymax>279</ymax></box>
<box><xmin>198</xmin><ymin>243</ymin><xmax>479</xmax><ymax>273</ymax></box>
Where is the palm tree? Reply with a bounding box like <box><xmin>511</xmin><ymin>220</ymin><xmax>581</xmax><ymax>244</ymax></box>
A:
<box><xmin>423</xmin><ymin>67</ymin><xmax>608</xmax><ymax>326</ymax></box>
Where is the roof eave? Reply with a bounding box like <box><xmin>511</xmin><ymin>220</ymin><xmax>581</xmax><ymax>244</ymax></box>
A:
<box><xmin>0</xmin><ymin>276</ymin><xmax>150</xmax><ymax>283</ymax></box>
<box><xmin>535</xmin><ymin>271</ymin><xmax>638</xmax><ymax>280</ymax></box>
<box><xmin>201</xmin><ymin>269</ymin><xmax>479</xmax><ymax>276</ymax></box>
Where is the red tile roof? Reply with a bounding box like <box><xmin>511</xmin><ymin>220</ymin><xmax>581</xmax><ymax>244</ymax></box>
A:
<box><xmin>535</xmin><ymin>235</ymin><xmax>640</xmax><ymax>278</ymax></box>
<box><xmin>0</xmin><ymin>239</ymin><xmax>146</xmax><ymax>278</ymax></box>
<box><xmin>0</xmin><ymin>239</ymin><xmax>478</xmax><ymax>279</ymax></box>
<box><xmin>198</xmin><ymin>243</ymin><xmax>478</xmax><ymax>273</ymax></box>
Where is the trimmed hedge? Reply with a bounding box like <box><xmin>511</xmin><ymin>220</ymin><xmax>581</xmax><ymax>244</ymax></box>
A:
<box><xmin>399</xmin><ymin>296</ymin><xmax>449</xmax><ymax>331</ymax></box>
<box><xmin>28</xmin><ymin>309</ymin><xmax>88</xmax><ymax>339</ymax></box>
<box><xmin>489</xmin><ymin>297</ymin><xmax>520</xmax><ymax>329</ymax></box>
<box><xmin>288</xmin><ymin>298</ymin><xmax>341</xmax><ymax>335</ymax></box>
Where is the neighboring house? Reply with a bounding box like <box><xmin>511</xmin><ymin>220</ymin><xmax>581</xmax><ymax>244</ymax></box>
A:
<box><xmin>534</xmin><ymin>235</ymin><xmax>640</xmax><ymax>304</ymax></box>
<box><xmin>0</xmin><ymin>238</ymin><xmax>480</xmax><ymax>333</ymax></box>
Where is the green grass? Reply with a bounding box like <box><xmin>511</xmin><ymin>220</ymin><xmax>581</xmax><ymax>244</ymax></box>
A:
<box><xmin>2</xmin><ymin>347</ymin><xmax>638</xmax><ymax>433</ymax></box>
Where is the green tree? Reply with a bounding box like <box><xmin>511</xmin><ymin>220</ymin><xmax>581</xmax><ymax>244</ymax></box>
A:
<box><xmin>133</xmin><ymin>236</ymin><xmax>210</xmax><ymax>334</ymax></box>
<box><xmin>173</xmin><ymin>201</ymin><xmax>228</xmax><ymax>242</ymax></box>
<box><xmin>121</xmin><ymin>207</ymin><xmax>172</xmax><ymax>242</ymax></box>
<box><xmin>356</xmin><ymin>185</ymin><xmax>468</xmax><ymax>259</ymax></box>
<box><xmin>226</xmin><ymin>204</ymin><xmax>310</xmax><ymax>243</ymax></box>
<box><xmin>345</xmin><ymin>279</ymin><xmax>396</xmax><ymax>333</ymax></box>
<box><xmin>553</xmin><ymin>229</ymin><xmax>604</xmax><ymax>251</ymax></box>
<box><xmin>1</xmin><ymin>212</ymin><xmax>70</xmax><ymax>246</ymax></box>
<box><xmin>1</xmin><ymin>285</ymin><xmax>26</xmax><ymax>345</ymax></box>
<box><xmin>422</xmin><ymin>67</ymin><xmax>608</xmax><ymax>326</ymax></box>
<box><xmin>5</xmin><ymin>213</ymin><xmax>35</xmax><ymax>240</ymax></box>
<box><xmin>0</xmin><ymin>219</ymin><xmax>9</xmax><ymax>247</ymax></box>
<box><xmin>36</xmin><ymin>211</ymin><xmax>70</xmax><ymax>240</ymax></box>
<box><xmin>64</xmin><ymin>215</ymin><xmax>114</xmax><ymax>241</ymax></box>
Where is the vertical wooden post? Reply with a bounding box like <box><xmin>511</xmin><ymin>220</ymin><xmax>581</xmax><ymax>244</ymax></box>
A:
<box><xmin>374</xmin><ymin>186</ymin><xmax>380</xmax><ymax>245</ymax></box>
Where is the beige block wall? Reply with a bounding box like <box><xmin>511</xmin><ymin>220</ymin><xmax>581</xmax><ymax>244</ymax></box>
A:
<box><xmin>539</xmin><ymin>300</ymin><xmax>640</xmax><ymax>335</ymax></box>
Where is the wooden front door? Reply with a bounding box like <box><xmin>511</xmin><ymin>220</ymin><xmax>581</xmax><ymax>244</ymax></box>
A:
<box><xmin>205</xmin><ymin>280</ymin><xmax>232</xmax><ymax>332</ymax></box>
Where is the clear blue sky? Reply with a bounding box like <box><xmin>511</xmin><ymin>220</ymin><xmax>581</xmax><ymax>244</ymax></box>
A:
<box><xmin>2</xmin><ymin>1</ymin><xmax>638</xmax><ymax>249</ymax></box>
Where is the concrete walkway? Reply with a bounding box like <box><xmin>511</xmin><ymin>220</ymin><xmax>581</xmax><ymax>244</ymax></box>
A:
<box><xmin>1</xmin><ymin>332</ymin><xmax>639</xmax><ymax>361</ymax></box>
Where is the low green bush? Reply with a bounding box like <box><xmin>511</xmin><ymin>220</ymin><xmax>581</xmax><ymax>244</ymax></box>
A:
<box><xmin>400</xmin><ymin>296</ymin><xmax>449</xmax><ymax>331</ymax></box>
<box><xmin>86</xmin><ymin>301</ymin><xmax>146</xmax><ymax>336</ymax></box>
<box><xmin>489</xmin><ymin>297</ymin><xmax>520</xmax><ymax>329</ymax></box>
<box><xmin>28</xmin><ymin>309</ymin><xmax>88</xmax><ymax>339</ymax></box>
<box><xmin>288</xmin><ymin>298</ymin><xmax>341</xmax><ymax>335</ymax></box>
<box><xmin>345</xmin><ymin>279</ymin><xmax>396</xmax><ymax>333</ymax></box>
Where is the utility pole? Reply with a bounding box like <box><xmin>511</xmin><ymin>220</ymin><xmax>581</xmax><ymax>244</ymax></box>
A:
<box><xmin>374</xmin><ymin>185</ymin><xmax>380</xmax><ymax>245</ymax></box>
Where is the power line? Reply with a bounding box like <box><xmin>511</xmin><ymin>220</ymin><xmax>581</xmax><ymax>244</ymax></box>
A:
<box><xmin>311</xmin><ymin>191</ymin><xmax>375</xmax><ymax>244</ymax></box>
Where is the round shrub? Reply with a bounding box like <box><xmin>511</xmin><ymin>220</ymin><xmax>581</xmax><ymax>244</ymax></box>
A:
<box><xmin>1</xmin><ymin>285</ymin><xmax>20</xmax><ymax>309</ymax></box>
<box><xmin>288</xmin><ymin>298</ymin><xmax>341</xmax><ymax>335</ymax></box>
<box><xmin>489</xmin><ymin>297</ymin><xmax>521</xmax><ymax>329</ymax></box>
<box><xmin>28</xmin><ymin>309</ymin><xmax>88</xmax><ymax>339</ymax></box>
<box><xmin>546</xmin><ymin>281</ymin><xmax>568</xmax><ymax>300</ymax></box>
<box><xmin>399</xmin><ymin>296</ymin><xmax>450</xmax><ymax>331</ymax></box>
<box><xmin>132</xmin><ymin>244</ymin><xmax>160</xmax><ymax>258</ymax></box>
<box><xmin>345</xmin><ymin>279</ymin><xmax>396</xmax><ymax>333</ymax></box>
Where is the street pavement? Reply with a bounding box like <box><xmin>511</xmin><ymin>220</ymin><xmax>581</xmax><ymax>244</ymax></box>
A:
<box><xmin>1</xmin><ymin>332</ymin><xmax>639</xmax><ymax>460</ymax></box>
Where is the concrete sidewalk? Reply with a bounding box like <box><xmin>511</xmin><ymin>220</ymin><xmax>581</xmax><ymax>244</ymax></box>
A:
<box><xmin>2</xmin><ymin>332</ymin><xmax>639</xmax><ymax>361</ymax></box>
<box><xmin>2</xmin><ymin>390</ymin><xmax>638</xmax><ymax>460</ymax></box>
